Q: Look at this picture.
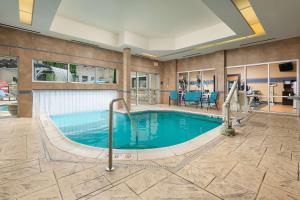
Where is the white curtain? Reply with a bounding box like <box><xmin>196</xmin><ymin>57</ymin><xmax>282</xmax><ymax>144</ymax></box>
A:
<box><xmin>32</xmin><ymin>90</ymin><xmax>117</xmax><ymax>117</ymax></box>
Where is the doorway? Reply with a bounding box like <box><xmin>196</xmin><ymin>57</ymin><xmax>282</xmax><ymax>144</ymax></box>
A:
<box><xmin>0</xmin><ymin>56</ymin><xmax>18</xmax><ymax>117</ymax></box>
<box><xmin>131</xmin><ymin>72</ymin><xmax>160</xmax><ymax>105</ymax></box>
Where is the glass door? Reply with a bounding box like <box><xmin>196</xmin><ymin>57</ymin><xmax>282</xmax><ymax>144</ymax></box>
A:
<box><xmin>0</xmin><ymin>56</ymin><xmax>18</xmax><ymax>117</ymax></box>
<box><xmin>202</xmin><ymin>70</ymin><xmax>215</xmax><ymax>93</ymax></box>
<box><xmin>227</xmin><ymin>60</ymin><xmax>298</xmax><ymax>115</ymax></box>
<box><xmin>269</xmin><ymin>61</ymin><xmax>297</xmax><ymax>114</ymax></box>
<box><xmin>131</xmin><ymin>71</ymin><xmax>160</xmax><ymax>105</ymax></box>
<box><xmin>189</xmin><ymin>71</ymin><xmax>201</xmax><ymax>91</ymax></box>
<box><xmin>137</xmin><ymin>72</ymin><xmax>149</xmax><ymax>105</ymax></box>
<box><xmin>246</xmin><ymin>64</ymin><xmax>269</xmax><ymax>112</ymax></box>
<box><xmin>149</xmin><ymin>74</ymin><xmax>160</xmax><ymax>104</ymax></box>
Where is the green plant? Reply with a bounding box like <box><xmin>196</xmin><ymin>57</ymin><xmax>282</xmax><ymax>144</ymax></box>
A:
<box><xmin>69</xmin><ymin>64</ymin><xmax>77</xmax><ymax>75</ymax></box>
<box><xmin>45</xmin><ymin>73</ymin><xmax>56</xmax><ymax>81</ymax></box>
<box><xmin>42</xmin><ymin>61</ymin><xmax>67</xmax><ymax>69</ymax></box>
<box><xmin>113</xmin><ymin>69</ymin><xmax>117</xmax><ymax>84</ymax></box>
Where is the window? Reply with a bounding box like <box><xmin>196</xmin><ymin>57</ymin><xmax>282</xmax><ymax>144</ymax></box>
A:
<box><xmin>177</xmin><ymin>69</ymin><xmax>215</xmax><ymax>92</ymax></box>
<box><xmin>96</xmin><ymin>67</ymin><xmax>117</xmax><ymax>84</ymax></box>
<box><xmin>69</xmin><ymin>64</ymin><xmax>96</xmax><ymax>83</ymax></box>
<box><xmin>0</xmin><ymin>56</ymin><xmax>18</xmax><ymax>117</ymax></box>
<box><xmin>33</xmin><ymin>60</ymin><xmax>68</xmax><ymax>82</ymax></box>
<box><xmin>33</xmin><ymin>60</ymin><xmax>118</xmax><ymax>84</ymax></box>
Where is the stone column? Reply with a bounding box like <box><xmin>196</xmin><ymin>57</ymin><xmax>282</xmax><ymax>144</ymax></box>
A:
<box><xmin>122</xmin><ymin>48</ymin><xmax>131</xmax><ymax>110</ymax></box>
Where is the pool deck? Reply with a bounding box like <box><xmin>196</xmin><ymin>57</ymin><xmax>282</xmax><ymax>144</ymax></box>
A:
<box><xmin>0</xmin><ymin>105</ymin><xmax>300</xmax><ymax>199</ymax></box>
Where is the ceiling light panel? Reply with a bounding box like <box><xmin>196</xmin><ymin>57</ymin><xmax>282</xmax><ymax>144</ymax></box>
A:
<box><xmin>240</xmin><ymin>7</ymin><xmax>259</xmax><ymax>25</ymax></box>
<box><xmin>19</xmin><ymin>0</ymin><xmax>34</xmax><ymax>25</ymax></box>
<box><xmin>194</xmin><ymin>0</ymin><xmax>266</xmax><ymax>50</ymax></box>
<box><xmin>232</xmin><ymin>0</ymin><xmax>250</xmax><ymax>10</ymax></box>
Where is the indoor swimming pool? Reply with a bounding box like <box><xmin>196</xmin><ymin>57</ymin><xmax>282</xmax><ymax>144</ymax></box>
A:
<box><xmin>51</xmin><ymin>111</ymin><xmax>222</xmax><ymax>149</ymax></box>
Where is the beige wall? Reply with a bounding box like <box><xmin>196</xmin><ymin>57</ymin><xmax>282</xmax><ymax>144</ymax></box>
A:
<box><xmin>160</xmin><ymin>51</ymin><xmax>225</xmax><ymax>106</ymax></box>
<box><xmin>160</xmin><ymin>37</ymin><xmax>300</xmax><ymax>109</ymax></box>
<box><xmin>226</xmin><ymin>37</ymin><xmax>300</xmax><ymax>67</ymax></box>
<box><xmin>1</xmin><ymin>26</ymin><xmax>300</xmax><ymax>116</ymax></box>
<box><xmin>160</xmin><ymin>60</ymin><xmax>177</xmax><ymax>104</ymax></box>
<box><xmin>0</xmin><ymin>27</ymin><xmax>159</xmax><ymax>117</ymax></box>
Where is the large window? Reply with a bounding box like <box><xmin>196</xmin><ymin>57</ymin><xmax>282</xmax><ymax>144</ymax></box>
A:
<box><xmin>33</xmin><ymin>60</ymin><xmax>118</xmax><ymax>84</ymax></box>
<box><xmin>69</xmin><ymin>64</ymin><xmax>96</xmax><ymax>83</ymax></box>
<box><xmin>226</xmin><ymin>60</ymin><xmax>299</xmax><ymax>114</ymax></box>
<box><xmin>33</xmin><ymin>60</ymin><xmax>68</xmax><ymax>82</ymax></box>
<box><xmin>177</xmin><ymin>69</ymin><xmax>215</xmax><ymax>93</ymax></box>
<box><xmin>96</xmin><ymin>67</ymin><xmax>117</xmax><ymax>84</ymax></box>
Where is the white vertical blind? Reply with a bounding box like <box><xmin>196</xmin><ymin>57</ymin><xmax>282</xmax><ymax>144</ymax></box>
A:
<box><xmin>32</xmin><ymin>90</ymin><xmax>117</xmax><ymax>117</ymax></box>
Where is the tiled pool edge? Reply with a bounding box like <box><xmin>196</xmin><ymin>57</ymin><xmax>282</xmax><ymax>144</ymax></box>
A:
<box><xmin>40</xmin><ymin>109</ymin><xmax>224</xmax><ymax>161</ymax></box>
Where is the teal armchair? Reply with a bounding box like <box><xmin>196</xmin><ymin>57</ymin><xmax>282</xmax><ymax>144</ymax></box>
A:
<box><xmin>183</xmin><ymin>91</ymin><xmax>202</xmax><ymax>108</ymax></box>
<box><xmin>169</xmin><ymin>90</ymin><xmax>179</xmax><ymax>106</ymax></box>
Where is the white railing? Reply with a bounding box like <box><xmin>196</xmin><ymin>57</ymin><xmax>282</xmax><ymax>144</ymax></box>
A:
<box><xmin>221</xmin><ymin>80</ymin><xmax>238</xmax><ymax>136</ymax></box>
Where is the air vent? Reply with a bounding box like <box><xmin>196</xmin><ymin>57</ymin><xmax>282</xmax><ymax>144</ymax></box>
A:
<box><xmin>159</xmin><ymin>49</ymin><xmax>192</xmax><ymax>58</ymax></box>
<box><xmin>70</xmin><ymin>40</ymin><xmax>100</xmax><ymax>48</ymax></box>
<box><xmin>240</xmin><ymin>38</ymin><xmax>276</xmax><ymax>46</ymax></box>
<box><xmin>0</xmin><ymin>23</ymin><xmax>40</xmax><ymax>34</ymax></box>
<box><xmin>182</xmin><ymin>52</ymin><xmax>202</xmax><ymax>58</ymax></box>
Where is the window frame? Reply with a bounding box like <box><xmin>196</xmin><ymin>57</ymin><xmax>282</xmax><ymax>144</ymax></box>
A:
<box><xmin>32</xmin><ymin>59</ymin><xmax>118</xmax><ymax>85</ymax></box>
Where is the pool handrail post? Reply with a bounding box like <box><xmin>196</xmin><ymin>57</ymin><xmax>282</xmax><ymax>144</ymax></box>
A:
<box><xmin>106</xmin><ymin>98</ymin><xmax>133</xmax><ymax>172</ymax></box>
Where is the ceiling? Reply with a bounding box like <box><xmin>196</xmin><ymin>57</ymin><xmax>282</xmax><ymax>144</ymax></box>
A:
<box><xmin>0</xmin><ymin>0</ymin><xmax>300</xmax><ymax>61</ymax></box>
<box><xmin>57</xmin><ymin>0</ymin><xmax>222</xmax><ymax>38</ymax></box>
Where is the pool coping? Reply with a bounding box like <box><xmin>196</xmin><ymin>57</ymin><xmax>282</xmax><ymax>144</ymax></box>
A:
<box><xmin>40</xmin><ymin>107</ymin><xmax>224</xmax><ymax>160</ymax></box>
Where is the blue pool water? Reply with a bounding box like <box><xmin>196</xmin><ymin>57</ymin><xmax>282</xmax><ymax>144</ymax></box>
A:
<box><xmin>51</xmin><ymin>111</ymin><xmax>222</xmax><ymax>149</ymax></box>
<box><xmin>0</xmin><ymin>105</ymin><xmax>8</xmax><ymax>111</ymax></box>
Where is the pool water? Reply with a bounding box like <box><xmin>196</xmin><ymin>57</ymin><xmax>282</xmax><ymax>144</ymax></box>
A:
<box><xmin>51</xmin><ymin>111</ymin><xmax>222</xmax><ymax>149</ymax></box>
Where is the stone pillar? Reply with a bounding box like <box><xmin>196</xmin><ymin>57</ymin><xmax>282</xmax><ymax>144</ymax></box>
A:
<box><xmin>122</xmin><ymin>48</ymin><xmax>131</xmax><ymax>110</ymax></box>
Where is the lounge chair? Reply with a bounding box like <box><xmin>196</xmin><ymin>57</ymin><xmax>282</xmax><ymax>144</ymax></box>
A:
<box><xmin>169</xmin><ymin>90</ymin><xmax>179</xmax><ymax>106</ymax></box>
<box><xmin>202</xmin><ymin>91</ymin><xmax>219</xmax><ymax>110</ymax></box>
<box><xmin>183</xmin><ymin>91</ymin><xmax>202</xmax><ymax>108</ymax></box>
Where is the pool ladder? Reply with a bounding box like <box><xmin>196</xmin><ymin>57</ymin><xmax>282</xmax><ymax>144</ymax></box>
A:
<box><xmin>106</xmin><ymin>98</ymin><xmax>137</xmax><ymax>172</ymax></box>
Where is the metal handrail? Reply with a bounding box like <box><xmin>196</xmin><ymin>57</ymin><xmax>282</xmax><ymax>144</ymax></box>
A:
<box><xmin>222</xmin><ymin>81</ymin><xmax>238</xmax><ymax>136</ymax></box>
<box><xmin>106</xmin><ymin>98</ymin><xmax>137</xmax><ymax>171</ymax></box>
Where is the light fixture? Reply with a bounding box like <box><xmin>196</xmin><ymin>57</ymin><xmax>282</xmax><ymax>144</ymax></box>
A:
<box><xmin>194</xmin><ymin>0</ymin><xmax>266</xmax><ymax>50</ymax></box>
<box><xmin>19</xmin><ymin>0</ymin><xmax>35</xmax><ymax>25</ymax></box>
<box><xmin>141</xmin><ymin>53</ymin><xmax>158</xmax><ymax>58</ymax></box>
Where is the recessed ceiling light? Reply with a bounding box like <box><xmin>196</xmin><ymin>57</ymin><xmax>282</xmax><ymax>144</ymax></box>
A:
<box><xmin>240</xmin><ymin>7</ymin><xmax>259</xmax><ymax>25</ymax></box>
<box><xmin>19</xmin><ymin>0</ymin><xmax>35</xmax><ymax>25</ymax></box>
<box><xmin>233</xmin><ymin>0</ymin><xmax>250</xmax><ymax>10</ymax></box>
<box><xmin>194</xmin><ymin>0</ymin><xmax>266</xmax><ymax>50</ymax></box>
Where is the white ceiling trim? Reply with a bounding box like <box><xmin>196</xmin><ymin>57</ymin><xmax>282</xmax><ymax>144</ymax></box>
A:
<box><xmin>50</xmin><ymin>16</ymin><xmax>118</xmax><ymax>46</ymax></box>
<box><xmin>50</xmin><ymin>15</ymin><xmax>236</xmax><ymax>51</ymax></box>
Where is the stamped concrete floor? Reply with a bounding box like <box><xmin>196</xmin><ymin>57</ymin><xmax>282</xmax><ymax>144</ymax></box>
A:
<box><xmin>0</xmin><ymin>112</ymin><xmax>300</xmax><ymax>200</ymax></box>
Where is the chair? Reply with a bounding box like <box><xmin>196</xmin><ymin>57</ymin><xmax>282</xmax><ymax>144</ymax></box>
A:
<box><xmin>202</xmin><ymin>91</ymin><xmax>219</xmax><ymax>110</ymax></box>
<box><xmin>183</xmin><ymin>91</ymin><xmax>202</xmax><ymax>108</ymax></box>
<box><xmin>169</xmin><ymin>90</ymin><xmax>179</xmax><ymax>106</ymax></box>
